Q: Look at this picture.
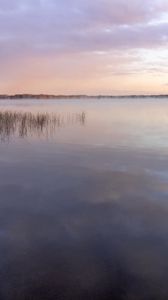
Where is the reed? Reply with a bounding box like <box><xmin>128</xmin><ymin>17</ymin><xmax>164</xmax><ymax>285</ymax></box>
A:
<box><xmin>0</xmin><ymin>111</ymin><xmax>86</xmax><ymax>141</ymax></box>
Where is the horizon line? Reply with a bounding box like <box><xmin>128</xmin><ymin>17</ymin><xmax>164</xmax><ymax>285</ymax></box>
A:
<box><xmin>0</xmin><ymin>93</ymin><xmax>168</xmax><ymax>98</ymax></box>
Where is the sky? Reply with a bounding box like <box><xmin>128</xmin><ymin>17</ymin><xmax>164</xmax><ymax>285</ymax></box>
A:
<box><xmin>0</xmin><ymin>0</ymin><xmax>168</xmax><ymax>95</ymax></box>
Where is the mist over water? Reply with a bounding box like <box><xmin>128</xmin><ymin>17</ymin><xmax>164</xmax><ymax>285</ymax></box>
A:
<box><xmin>0</xmin><ymin>98</ymin><xmax>168</xmax><ymax>300</ymax></box>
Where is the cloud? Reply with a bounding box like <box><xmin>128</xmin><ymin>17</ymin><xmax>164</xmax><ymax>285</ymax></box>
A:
<box><xmin>0</xmin><ymin>0</ymin><xmax>168</xmax><ymax>93</ymax></box>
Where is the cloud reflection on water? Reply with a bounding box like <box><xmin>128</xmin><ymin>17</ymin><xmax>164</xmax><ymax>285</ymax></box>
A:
<box><xmin>0</xmin><ymin>99</ymin><xmax>168</xmax><ymax>299</ymax></box>
<box><xmin>0</xmin><ymin>167</ymin><xmax>168</xmax><ymax>300</ymax></box>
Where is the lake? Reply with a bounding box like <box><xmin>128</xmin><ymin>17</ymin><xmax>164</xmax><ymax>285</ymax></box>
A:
<box><xmin>0</xmin><ymin>98</ymin><xmax>168</xmax><ymax>299</ymax></box>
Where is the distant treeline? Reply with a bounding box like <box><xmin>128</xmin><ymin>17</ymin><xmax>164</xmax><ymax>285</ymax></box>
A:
<box><xmin>0</xmin><ymin>94</ymin><xmax>168</xmax><ymax>99</ymax></box>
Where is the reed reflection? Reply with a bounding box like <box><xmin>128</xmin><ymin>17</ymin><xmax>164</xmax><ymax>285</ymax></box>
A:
<box><xmin>0</xmin><ymin>111</ymin><xmax>86</xmax><ymax>141</ymax></box>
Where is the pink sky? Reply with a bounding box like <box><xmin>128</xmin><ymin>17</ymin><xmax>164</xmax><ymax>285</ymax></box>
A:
<box><xmin>0</xmin><ymin>0</ymin><xmax>168</xmax><ymax>95</ymax></box>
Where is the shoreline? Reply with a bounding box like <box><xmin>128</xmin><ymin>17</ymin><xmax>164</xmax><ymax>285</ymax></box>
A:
<box><xmin>0</xmin><ymin>94</ymin><xmax>168</xmax><ymax>100</ymax></box>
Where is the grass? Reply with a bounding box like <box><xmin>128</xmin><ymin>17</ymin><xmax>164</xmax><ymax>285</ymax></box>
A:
<box><xmin>0</xmin><ymin>111</ymin><xmax>86</xmax><ymax>141</ymax></box>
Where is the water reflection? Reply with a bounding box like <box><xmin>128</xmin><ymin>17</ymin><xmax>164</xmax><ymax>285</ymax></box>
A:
<box><xmin>0</xmin><ymin>99</ymin><xmax>168</xmax><ymax>299</ymax></box>
<box><xmin>0</xmin><ymin>165</ymin><xmax>168</xmax><ymax>300</ymax></box>
<box><xmin>0</xmin><ymin>110</ymin><xmax>86</xmax><ymax>141</ymax></box>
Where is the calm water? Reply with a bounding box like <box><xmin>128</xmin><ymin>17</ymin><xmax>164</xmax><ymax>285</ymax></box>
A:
<box><xmin>0</xmin><ymin>98</ymin><xmax>168</xmax><ymax>300</ymax></box>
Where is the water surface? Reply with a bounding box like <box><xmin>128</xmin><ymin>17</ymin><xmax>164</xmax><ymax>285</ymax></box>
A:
<box><xmin>0</xmin><ymin>98</ymin><xmax>168</xmax><ymax>300</ymax></box>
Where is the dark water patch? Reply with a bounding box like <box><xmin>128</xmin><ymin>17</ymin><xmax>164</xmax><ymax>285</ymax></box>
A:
<box><xmin>0</xmin><ymin>169</ymin><xmax>168</xmax><ymax>299</ymax></box>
